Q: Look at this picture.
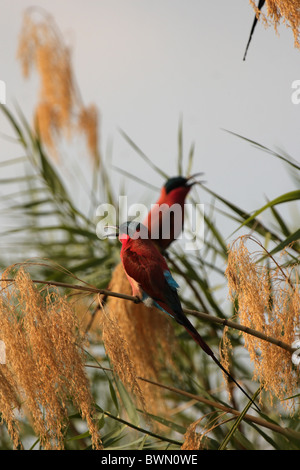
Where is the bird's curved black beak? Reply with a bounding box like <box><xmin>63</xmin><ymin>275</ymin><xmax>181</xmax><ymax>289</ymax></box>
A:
<box><xmin>186</xmin><ymin>172</ymin><xmax>206</xmax><ymax>187</ymax></box>
<box><xmin>103</xmin><ymin>225</ymin><xmax>119</xmax><ymax>237</ymax></box>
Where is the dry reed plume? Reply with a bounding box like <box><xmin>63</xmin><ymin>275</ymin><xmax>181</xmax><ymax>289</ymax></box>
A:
<box><xmin>0</xmin><ymin>267</ymin><xmax>102</xmax><ymax>449</ymax></box>
<box><xmin>102</xmin><ymin>262</ymin><xmax>178</xmax><ymax>417</ymax></box>
<box><xmin>17</xmin><ymin>8</ymin><xmax>100</xmax><ymax>163</ymax></box>
<box><xmin>100</xmin><ymin>298</ymin><xmax>146</xmax><ymax>413</ymax></box>
<box><xmin>224</xmin><ymin>237</ymin><xmax>300</xmax><ymax>412</ymax></box>
<box><xmin>250</xmin><ymin>0</ymin><xmax>300</xmax><ymax>48</ymax></box>
<box><xmin>181</xmin><ymin>412</ymin><xmax>227</xmax><ymax>450</ymax></box>
<box><xmin>181</xmin><ymin>417</ymin><xmax>205</xmax><ymax>451</ymax></box>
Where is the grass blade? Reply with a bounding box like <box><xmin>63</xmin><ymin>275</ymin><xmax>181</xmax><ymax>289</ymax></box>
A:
<box><xmin>119</xmin><ymin>128</ymin><xmax>168</xmax><ymax>179</ymax></box>
<box><xmin>219</xmin><ymin>386</ymin><xmax>262</xmax><ymax>450</ymax></box>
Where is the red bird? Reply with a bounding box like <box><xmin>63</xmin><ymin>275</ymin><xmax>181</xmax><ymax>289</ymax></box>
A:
<box><xmin>118</xmin><ymin>220</ymin><xmax>260</xmax><ymax>411</ymax></box>
<box><xmin>143</xmin><ymin>174</ymin><xmax>203</xmax><ymax>251</ymax></box>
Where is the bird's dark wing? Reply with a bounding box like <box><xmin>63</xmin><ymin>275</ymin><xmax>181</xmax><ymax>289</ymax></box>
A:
<box><xmin>121</xmin><ymin>241</ymin><xmax>184</xmax><ymax>318</ymax></box>
<box><xmin>121</xmin><ymin>242</ymin><xmax>168</xmax><ymax>298</ymax></box>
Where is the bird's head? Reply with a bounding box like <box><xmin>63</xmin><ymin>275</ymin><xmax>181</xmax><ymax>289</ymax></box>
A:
<box><xmin>102</xmin><ymin>221</ymin><xmax>149</xmax><ymax>243</ymax></box>
<box><xmin>164</xmin><ymin>173</ymin><xmax>204</xmax><ymax>193</ymax></box>
<box><xmin>162</xmin><ymin>173</ymin><xmax>204</xmax><ymax>202</ymax></box>
<box><xmin>118</xmin><ymin>221</ymin><xmax>149</xmax><ymax>242</ymax></box>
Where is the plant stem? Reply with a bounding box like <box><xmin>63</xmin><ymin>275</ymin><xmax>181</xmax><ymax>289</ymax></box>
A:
<box><xmin>185</xmin><ymin>308</ymin><xmax>295</xmax><ymax>354</ymax></box>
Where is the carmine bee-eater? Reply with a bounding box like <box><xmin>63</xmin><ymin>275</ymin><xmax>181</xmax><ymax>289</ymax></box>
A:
<box><xmin>143</xmin><ymin>174</ymin><xmax>203</xmax><ymax>251</ymax></box>
<box><xmin>117</xmin><ymin>220</ymin><xmax>260</xmax><ymax>411</ymax></box>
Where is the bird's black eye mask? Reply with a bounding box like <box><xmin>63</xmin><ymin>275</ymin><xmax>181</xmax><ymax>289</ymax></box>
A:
<box><xmin>164</xmin><ymin>177</ymin><xmax>188</xmax><ymax>194</ymax></box>
<box><xmin>119</xmin><ymin>221</ymin><xmax>148</xmax><ymax>240</ymax></box>
<box><xmin>164</xmin><ymin>173</ymin><xmax>205</xmax><ymax>194</ymax></box>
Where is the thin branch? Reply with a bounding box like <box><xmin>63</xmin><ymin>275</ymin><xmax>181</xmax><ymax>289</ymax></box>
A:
<box><xmin>185</xmin><ymin>308</ymin><xmax>295</xmax><ymax>354</ymax></box>
<box><xmin>0</xmin><ymin>277</ymin><xmax>295</xmax><ymax>354</ymax></box>
<box><xmin>0</xmin><ymin>278</ymin><xmax>137</xmax><ymax>302</ymax></box>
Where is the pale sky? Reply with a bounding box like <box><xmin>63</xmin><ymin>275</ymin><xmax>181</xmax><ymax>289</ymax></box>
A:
<box><xmin>1</xmin><ymin>0</ymin><xmax>300</xmax><ymax>235</ymax></box>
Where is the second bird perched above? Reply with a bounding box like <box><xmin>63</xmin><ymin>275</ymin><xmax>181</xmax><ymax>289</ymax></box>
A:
<box><xmin>143</xmin><ymin>173</ymin><xmax>204</xmax><ymax>251</ymax></box>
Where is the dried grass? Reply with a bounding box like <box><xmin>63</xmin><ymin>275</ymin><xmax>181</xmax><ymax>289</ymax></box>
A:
<box><xmin>250</xmin><ymin>0</ymin><xmax>300</xmax><ymax>48</ymax></box>
<box><xmin>0</xmin><ymin>267</ymin><xmax>102</xmax><ymax>449</ymax></box>
<box><xmin>102</xmin><ymin>262</ymin><xmax>178</xmax><ymax>417</ymax></box>
<box><xmin>181</xmin><ymin>412</ymin><xmax>227</xmax><ymax>450</ymax></box>
<box><xmin>224</xmin><ymin>237</ymin><xmax>300</xmax><ymax>412</ymax></box>
<box><xmin>17</xmin><ymin>9</ymin><xmax>100</xmax><ymax>163</ymax></box>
